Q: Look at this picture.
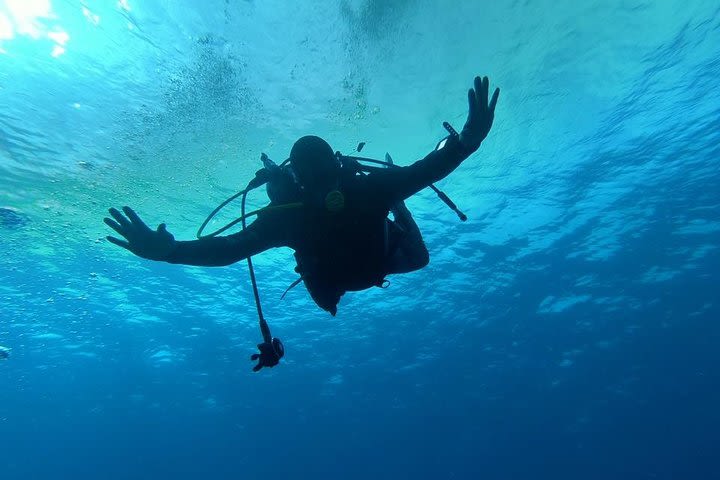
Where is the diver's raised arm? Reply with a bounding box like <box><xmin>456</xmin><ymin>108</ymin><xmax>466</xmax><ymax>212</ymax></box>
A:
<box><xmin>370</xmin><ymin>75</ymin><xmax>500</xmax><ymax>203</ymax></box>
<box><xmin>104</xmin><ymin>206</ymin><xmax>280</xmax><ymax>267</ymax></box>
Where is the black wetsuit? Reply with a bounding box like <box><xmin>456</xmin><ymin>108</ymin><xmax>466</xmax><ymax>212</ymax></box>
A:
<box><xmin>165</xmin><ymin>135</ymin><xmax>472</xmax><ymax>314</ymax></box>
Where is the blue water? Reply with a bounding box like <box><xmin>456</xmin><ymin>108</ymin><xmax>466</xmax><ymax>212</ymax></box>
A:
<box><xmin>1</xmin><ymin>1</ymin><xmax>719</xmax><ymax>479</ymax></box>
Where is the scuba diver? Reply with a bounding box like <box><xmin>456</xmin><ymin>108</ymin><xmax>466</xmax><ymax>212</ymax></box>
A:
<box><xmin>104</xmin><ymin>75</ymin><xmax>500</xmax><ymax>371</ymax></box>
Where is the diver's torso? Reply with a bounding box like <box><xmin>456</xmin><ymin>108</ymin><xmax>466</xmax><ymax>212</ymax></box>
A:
<box><xmin>287</xmin><ymin>177</ymin><xmax>390</xmax><ymax>292</ymax></box>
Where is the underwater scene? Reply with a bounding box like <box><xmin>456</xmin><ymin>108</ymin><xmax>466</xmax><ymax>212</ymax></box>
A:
<box><xmin>1</xmin><ymin>1</ymin><xmax>719</xmax><ymax>479</ymax></box>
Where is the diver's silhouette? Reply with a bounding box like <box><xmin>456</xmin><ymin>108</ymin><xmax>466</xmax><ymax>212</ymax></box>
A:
<box><xmin>104</xmin><ymin>76</ymin><xmax>500</xmax><ymax>370</ymax></box>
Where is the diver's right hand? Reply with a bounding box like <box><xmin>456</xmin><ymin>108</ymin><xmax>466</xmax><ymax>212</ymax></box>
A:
<box><xmin>104</xmin><ymin>206</ymin><xmax>176</xmax><ymax>261</ymax></box>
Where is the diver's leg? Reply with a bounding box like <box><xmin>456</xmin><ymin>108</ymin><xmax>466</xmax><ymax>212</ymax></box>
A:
<box><xmin>383</xmin><ymin>153</ymin><xmax>430</xmax><ymax>274</ymax></box>
<box><xmin>386</xmin><ymin>205</ymin><xmax>430</xmax><ymax>274</ymax></box>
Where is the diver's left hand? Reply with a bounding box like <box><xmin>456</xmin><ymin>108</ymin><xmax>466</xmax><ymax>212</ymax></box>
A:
<box><xmin>459</xmin><ymin>75</ymin><xmax>500</xmax><ymax>152</ymax></box>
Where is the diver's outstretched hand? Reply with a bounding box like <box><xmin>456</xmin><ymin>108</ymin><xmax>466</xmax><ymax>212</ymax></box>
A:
<box><xmin>104</xmin><ymin>206</ymin><xmax>176</xmax><ymax>261</ymax></box>
<box><xmin>459</xmin><ymin>75</ymin><xmax>500</xmax><ymax>152</ymax></box>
